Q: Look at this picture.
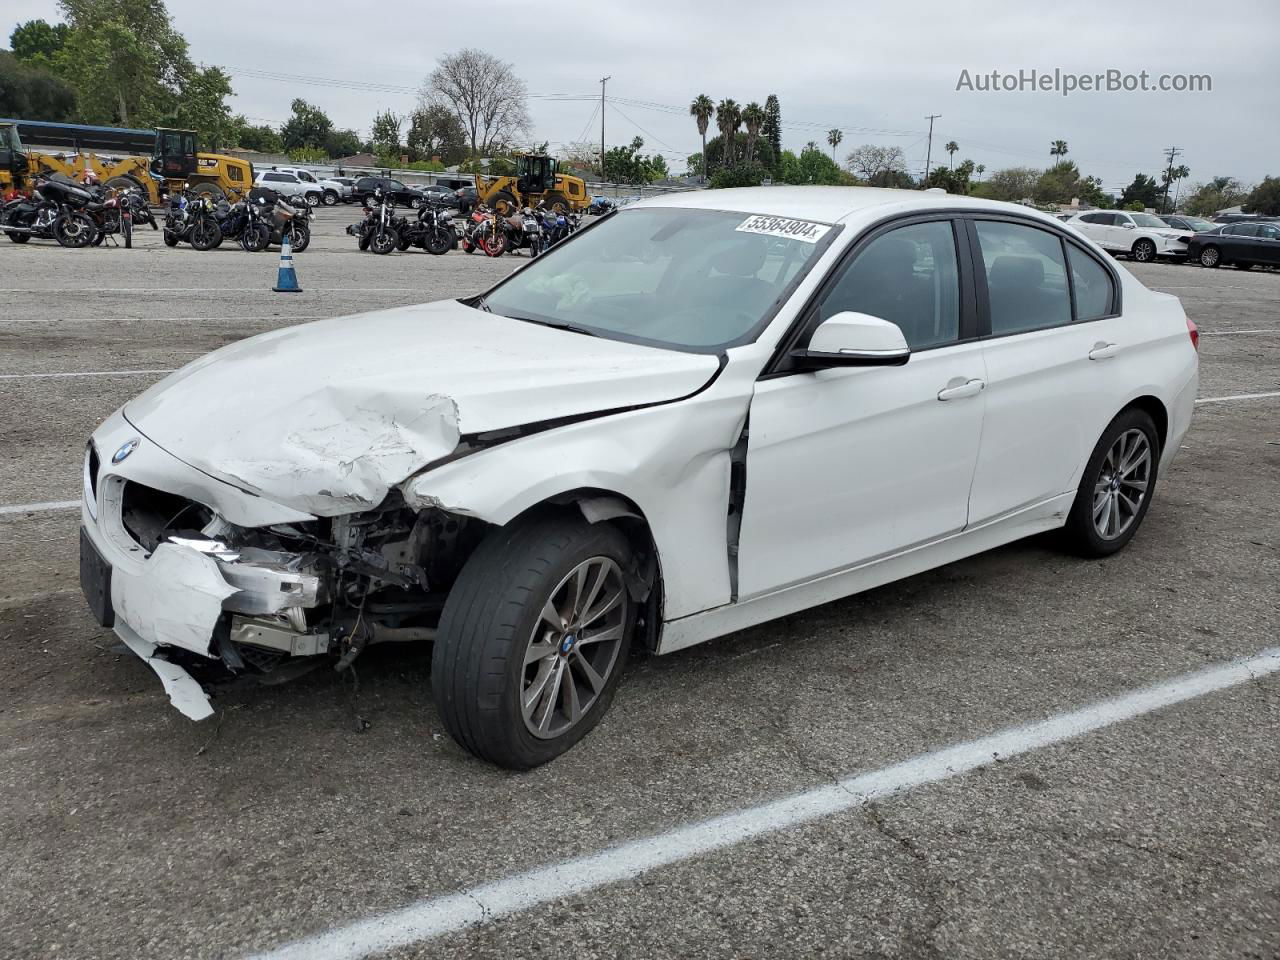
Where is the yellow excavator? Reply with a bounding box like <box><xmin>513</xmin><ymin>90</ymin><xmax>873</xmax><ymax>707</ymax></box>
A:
<box><xmin>474</xmin><ymin>154</ymin><xmax>589</xmax><ymax>215</ymax></box>
<box><xmin>0</xmin><ymin>119</ymin><xmax>252</xmax><ymax>204</ymax></box>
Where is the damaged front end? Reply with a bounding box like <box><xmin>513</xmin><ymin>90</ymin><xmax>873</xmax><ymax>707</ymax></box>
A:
<box><xmin>84</xmin><ymin>463</ymin><xmax>483</xmax><ymax>720</ymax></box>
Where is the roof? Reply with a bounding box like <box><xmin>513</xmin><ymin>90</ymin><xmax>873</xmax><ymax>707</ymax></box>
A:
<box><xmin>629</xmin><ymin>185</ymin><xmax>1058</xmax><ymax>227</ymax></box>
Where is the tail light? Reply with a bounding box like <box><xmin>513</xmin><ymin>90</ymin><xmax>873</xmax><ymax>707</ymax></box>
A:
<box><xmin>1186</xmin><ymin>317</ymin><xmax>1199</xmax><ymax>352</ymax></box>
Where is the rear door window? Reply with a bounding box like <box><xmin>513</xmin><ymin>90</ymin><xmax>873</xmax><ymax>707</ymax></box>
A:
<box><xmin>974</xmin><ymin>221</ymin><xmax>1072</xmax><ymax>335</ymax></box>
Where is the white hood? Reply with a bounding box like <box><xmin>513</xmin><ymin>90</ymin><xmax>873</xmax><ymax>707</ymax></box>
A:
<box><xmin>124</xmin><ymin>300</ymin><xmax>719</xmax><ymax>517</ymax></box>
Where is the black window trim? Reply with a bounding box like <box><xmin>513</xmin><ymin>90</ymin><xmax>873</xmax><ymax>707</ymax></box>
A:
<box><xmin>962</xmin><ymin>212</ymin><xmax>1122</xmax><ymax>340</ymax></box>
<box><xmin>763</xmin><ymin>210</ymin><xmax>980</xmax><ymax>378</ymax></box>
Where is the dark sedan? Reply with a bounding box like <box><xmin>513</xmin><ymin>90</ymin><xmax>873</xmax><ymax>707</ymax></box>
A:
<box><xmin>352</xmin><ymin>176</ymin><xmax>425</xmax><ymax>208</ymax></box>
<box><xmin>1188</xmin><ymin>221</ymin><xmax>1280</xmax><ymax>269</ymax></box>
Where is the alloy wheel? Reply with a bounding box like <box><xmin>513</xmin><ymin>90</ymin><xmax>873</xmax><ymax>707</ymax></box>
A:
<box><xmin>520</xmin><ymin>556</ymin><xmax>628</xmax><ymax>740</ymax></box>
<box><xmin>1092</xmin><ymin>429</ymin><xmax>1151</xmax><ymax>540</ymax></box>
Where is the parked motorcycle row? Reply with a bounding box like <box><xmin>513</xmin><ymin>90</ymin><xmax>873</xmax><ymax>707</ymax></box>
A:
<box><xmin>1</xmin><ymin>172</ymin><xmax>156</xmax><ymax>248</ymax></box>
<box><xmin>347</xmin><ymin>187</ymin><xmax>580</xmax><ymax>258</ymax></box>
<box><xmin>163</xmin><ymin>186</ymin><xmax>312</xmax><ymax>253</ymax></box>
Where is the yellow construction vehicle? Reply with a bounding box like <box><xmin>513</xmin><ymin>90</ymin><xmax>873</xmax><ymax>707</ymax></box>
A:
<box><xmin>475</xmin><ymin>154</ymin><xmax>589</xmax><ymax>215</ymax></box>
<box><xmin>0</xmin><ymin>119</ymin><xmax>253</xmax><ymax>204</ymax></box>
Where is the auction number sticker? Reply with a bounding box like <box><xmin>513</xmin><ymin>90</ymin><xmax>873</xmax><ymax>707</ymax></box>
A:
<box><xmin>736</xmin><ymin>214</ymin><xmax>831</xmax><ymax>243</ymax></box>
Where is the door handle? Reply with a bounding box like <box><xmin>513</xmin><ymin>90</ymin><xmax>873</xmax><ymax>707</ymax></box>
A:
<box><xmin>937</xmin><ymin>377</ymin><xmax>985</xmax><ymax>401</ymax></box>
<box><xmin>1088</xmin><ymin>342</ymin><xmax>1119</xmax><ymax>361</ymax></box>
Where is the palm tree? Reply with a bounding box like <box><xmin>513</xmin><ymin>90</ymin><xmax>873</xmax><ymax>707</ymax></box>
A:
<box><xmin>689</xmin><ymin>94</ymin><xmax>714</xmax><ymax>181</ymax></box>
<box><xmin>827</xmin><ymin>128</ymin><xmax>843</xmax><ymax>159</ymax></box>
<box><xmin>1050</xmin><ymin>139</ymin><xmax>1069</xmax><ymax>163</ymax></box>
<box><xmin>716</xmin><ymin>99</ymin><xmax>741</xmax><ymax>167</ymax></box>
<box><xmin>975</xmin><ymin>163</ymin><xmax>985</xmax><ymax>183</ymax></box>
<box><xmin>742</xmin><ymin>102</ymin><xmax>765</xmax><ymax>164</ymax></box>
<box><xmin>945</xmin><ymin>140</ymin><xmax>959</xmax><ymax>170</ymax></box>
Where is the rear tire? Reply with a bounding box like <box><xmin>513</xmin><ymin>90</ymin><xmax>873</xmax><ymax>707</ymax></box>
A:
<box><xmin>322</xmin><ymin>189</ymin><xmax>339</xmax><ymax>206</ymax></box>
<box><xmin>1198</xmin><ymin>245</ymin><xmax>1220</xmax><ymax>268</ymax></box>
<box><xmin>489</xmin><ymin>191</ymin><xmax>518</xmax><ymax>216</ymax></box>
<box><xmin>7</xmin><ymin>231</ymin><xmax>29</xmax><ymax>243</ymax></box>
<box><xmin>304</xmin><ymin>192</ymin><xmax>321</xmax><ymax>208</ymax></box>
<box><xmin>163</xmin><ymin>230</ymin><xmax>180</xmax><ymax>247</ymax></box>
<box><xmin>431</xmin><ymin>513</ymin><xmax>635</xmax><ymax>769</ymax></box>
<box><xmin>54</xmin><ymin>213</ymin><xmax>96</xmax><ymax>248</ymax></box>
<box><xmin>1061</xmin><ymin>408</ymin><xmax>1160</xmax><ymax>558</ymax></box>
<box><xmin>358</xmin><ymin>234</ymin><xmax>371</xmax><ymax>251</ymax></box>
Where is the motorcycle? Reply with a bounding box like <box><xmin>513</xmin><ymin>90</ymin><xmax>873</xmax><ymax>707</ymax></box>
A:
<box><xmin>346</xmin><ymin>188</ymin><xmax>399</xmax><ymax>255</ymax></box>
<box><xmin>538</xmin><ymin>205</ymin><xmax>579</xmax><ymax>247</ymax></box>
<box><xmin>239</xmin><ymin>188</ymin><xmax>311</xmax><ymax>253</ymax></box>
<box><xmin>163</xmin><ymin>190</ymin><xmax>221</xmax><ymax>250</ymax></box>
<box><xmin>460</xmin><ymin>206</ymin><xmax>506</xmax><ymax>257</ymax></box>
<box><xmin>0</xmin><ymin>175</ymin><xmax>99</xmax><ymax>247</ymax></box>
<box><xmin>394</xmin><ymin>198</ymin><xmax>457</xmax><ymax>255</ymax></box>
<box><xmin>500</xmin><ymin>207</ymin><xmax>544</xmax><ymax>257</ymax></box>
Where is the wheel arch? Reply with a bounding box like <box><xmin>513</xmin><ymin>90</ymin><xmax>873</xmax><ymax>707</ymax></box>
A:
<box><xmin>1119</xmin><ymin>394</ymin><xmax>1169</xmax><ymax>453</ymax></box>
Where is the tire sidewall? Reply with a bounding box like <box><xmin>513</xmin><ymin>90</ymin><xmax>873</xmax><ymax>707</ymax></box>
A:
<box><xmin>1065</xmin><ymin>408</ymin><xmax>1161</xmax><ymax>557</ymax></box>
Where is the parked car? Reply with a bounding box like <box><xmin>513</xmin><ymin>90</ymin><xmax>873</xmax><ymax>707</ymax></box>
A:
<box><xmin>352</xmin><ymin>176</ymin><xmax>425</xmax><ymax>208</ymax></box>
<box><xmin>416</xmin><ymin>183</ymin><xmax>459</xmax><ymax>206</ymax></box>
<box><xmin>1211</xmin><ymin>213</ymin><xmax>1280</xmax><ymax>224</ymax></box>
<box><xmin>1064</xmin><ymin>210</ymin><xmax>1192</xmax><ymax>262</ymax></box>
<box><xmin>454</xmin><ymin>185</ymin><xmax>478</xmax><ymax>216</ymax></box>
<box><xmin>327</xmin><ymin>176</ymin><xmax>358</xmax><ymax>201</ymax></box>
<box><xmin>1158</xmin><ymin>214</ymin><xmax>1217</xmax><ymax>234</ymax></box>
<box><xmin>253</xmin><ymin>170</ymin><xmax>324</xmax><ymax>207</ymax></box>
<box><xmin>1187</xmin><ymin>220</ymin><xmax>1280</xmax><ymax>269</ymax></box>
<box><xmin>588</xmin><ymin>196</ymin><xmax>615</xmax><ymax>215</ymax></box>
<box><xmin>80</xmin><ymin>187</ymin><xmax>1198</xmax><ymax>769</ymax></box>
<box><xmin>270</xmin><ymin>166</ymin><xmax>347</xmax><ymax>206</ymax></box>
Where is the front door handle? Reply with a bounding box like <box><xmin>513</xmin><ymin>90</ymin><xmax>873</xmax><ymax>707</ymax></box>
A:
<box><xmin>937</xmin><ymin>377</ymin><xmax>985</xmax><ymax>401</ymax></box>
<box><xmin>1088</xmin><ymin>342</ymin><xmax>1119</xmax><ymax>361</ymax></box>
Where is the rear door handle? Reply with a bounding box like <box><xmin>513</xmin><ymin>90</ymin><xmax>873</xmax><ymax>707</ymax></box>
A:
<box><xmin>937</xmin><ymin>377</ymin><xmax>985</xmax><ymax>401</ymax></box>
<box><xmin>1088</xmin><ymin>342</ymin><xmax>1119</xmax><ymax>361</ymax></box>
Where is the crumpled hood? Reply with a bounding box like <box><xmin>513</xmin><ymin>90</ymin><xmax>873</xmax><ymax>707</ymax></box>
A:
<box><xmin>124</xmin><ymin>300</ymin><xmax>720</xmax><ymax>517</ymax></box>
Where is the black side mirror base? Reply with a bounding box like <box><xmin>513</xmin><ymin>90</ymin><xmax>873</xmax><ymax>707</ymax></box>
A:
<box><xmin>789</xmin><ymin>348</ymin><xmax>911</xmax><ymax>371</ymax></box>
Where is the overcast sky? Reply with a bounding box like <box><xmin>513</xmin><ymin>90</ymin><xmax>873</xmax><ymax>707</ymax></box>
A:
<box><xmin>9</xmin><ymin>0</ymin><xmax>1280</xmax><ymax>190</ymax></box>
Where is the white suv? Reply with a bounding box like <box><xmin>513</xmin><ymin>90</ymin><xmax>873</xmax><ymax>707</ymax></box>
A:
<box><xmin>272</xmin><ymin>166</ymin><xmax>347</xmax><ymax>206</ymax></box>
<box><xmin>254</xmin><ymin>170</ymin><xmax>325</xmax><ymax>207</ymax></box>
<box><xmin>1065</xmin><ymin>210</ymin><xmax>1191</xmax><ymax>262</ymax></box>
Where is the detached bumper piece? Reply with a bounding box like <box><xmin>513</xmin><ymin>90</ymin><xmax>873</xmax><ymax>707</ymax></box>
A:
<box><xmin>117</xmin><ymin>624</ymin><xmax>215</xmax><ymax>720</ymax></box>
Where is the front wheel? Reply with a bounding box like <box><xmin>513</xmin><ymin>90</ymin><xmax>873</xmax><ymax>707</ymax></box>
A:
<box><xmin>481</xmin><ymin>232</ymin><xmax>506</xmax><ymax>257</ymax></box>
<box><xmin>189</xmin><ymin>219</ymin><xmax>220</xmax><ymax>251</ymax></box>
<box><xmin>304</xmin><ymin>192</ymin><xmax>321</xmax><ymax>208</ymax></box>
<box><xmin>54</xmin><ymin>213</ymin><xmax>96</xmax><ymax>248</ymax></box>
<box><xmin>369</xmin><ymin>228</ymin><xmax>398</xmax><ymax>255</ymax></box>
<box><xmin>241</xmin><ymin>224</ymin><xmax>270</xmax><ymax>252</ymax></box>
<box><xmin>1131</xmin><ymin>238</ymin><xmax>1157</xmax><ymax>263</ymax></box>
<box><xmin>163</xmin><ymin>230</ymin><xmax>180</xmax><ymax>247</ymax></box>
<box><xmin>1061</xmin><ymin>408</ymin><xmax>1159</xmax><ymax>558</ymax></box>
<box><xmin>1198</xmin><ymin>245</ymin><xmax>1220</xmax><ymax>268</ymax></box>
<box><xmin>426</xmin><ymin>228</ymin><xmax>453</xmax><ymax>255</ymax></box>
<box><xmin>432</xmin><ymin>513</ymin><xmax>635</xmax><ymax>769</ymax></box>
<box><xmin>287</xmin><ymin>222</ymin><xmax>311</xmax><ymax>253</ymax></box>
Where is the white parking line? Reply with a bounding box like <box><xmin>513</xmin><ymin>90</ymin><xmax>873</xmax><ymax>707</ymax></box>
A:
<box><xmin>0</xmin><ymin>369</ymin><xmax>175</xmax><ymax>381</ymax></box>
<box><xmin>248</xmin><ymin>645</ymin><xmax>1280</xmax><ymax>960</ymax></box>
<box><xmin>0</xmin><ymin>500</ymin><xmax>78</xmax><ymax>516</ymax></box>
<box><xmin>1199</xmin><ymin>329</ymin><xmax>1280</xmax><ymax>336</ymax></box>
<box><xmin>1196</xmin><ymin>391</ymin><xmax>1280</xmax><ymax>404</ymax></box>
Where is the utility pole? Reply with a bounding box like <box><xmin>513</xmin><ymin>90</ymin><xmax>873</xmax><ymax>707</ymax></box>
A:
<box><xmin>1160</xmin><ymin>146</ymin><xmax>1182</xmax><ymax>214</ymax></box>
<box><xmin>923</xmin><ymin>114</ymin><xmax>941</xmax><ymax>189</ymax></box>
<box><xmin>600</xmin><ymin>76</ymin><xmax>610</xmax><ymax>179</ymax></box>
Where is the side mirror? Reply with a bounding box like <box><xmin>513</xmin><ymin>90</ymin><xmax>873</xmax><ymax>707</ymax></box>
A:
<box><xmin>1121</xmin><ymin>221</ymin><xmax>1136</xmax><ymax>229</ymax></box>
<box><xmin>790</xmin><ymin>312</ymin><xmax>910</xmax><ymax>370</ymax></box>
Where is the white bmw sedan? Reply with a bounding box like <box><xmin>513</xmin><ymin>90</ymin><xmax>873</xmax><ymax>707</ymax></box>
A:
<box><xmin>80</xmin><ymin>187</ymin><xmax>1199</xmax><ymax>768</ymax></box>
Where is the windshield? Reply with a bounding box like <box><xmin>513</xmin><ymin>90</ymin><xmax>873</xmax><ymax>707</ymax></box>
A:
<box><xmin>1179</xmin><ymin>217</ymin><xmax>1215</xmax><ymax>232</ymax></box>
<box><xmin>1131</xmin><ymin>214</ymin><xmax>1167</xmax><ymax>228</ymax></box>
<box><xmin>480</xmin><ymin>207</ymin><xmax>836</xmax><ymax>351</ymax></box>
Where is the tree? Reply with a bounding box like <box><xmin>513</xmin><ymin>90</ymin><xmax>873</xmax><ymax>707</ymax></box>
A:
<box><xmin>703</xmin><ymin>133</ymin><xmax>775</xmax><ymax>175</ymax></box>
<box><xmin>426</xmin><ymin>48</ymin><xmax>529</xmax><ymax>157</ymax></box>
<box><xmin>234</xmin><ymin>119</ymin><xmax>282</xmax><ymax>153</ymax></box>
<box><xmin>371</xmin><ymin>109</ymin><xmax>403</xmax><ymax>155</ymax></box>
<box><xmin>323</xmin><ymin>128</ymin><xmax>361</xmax><ymax>159</ymax></box>
<box><xmin>9</xmin><ymin>20</ymin><xmax>71</xmax><ymax>67</ymax></box>
<box><xmin>778</xmin><ymin>143</ymin><xmax>845</xmax><ymax>185</ymax></box>
<box><xmin>688</xmin><ymin>93</ymin><xmax>714</xmax><ymax>181</ymax></box>
<box><xmin>57</xmin><ymin>0</ymin><xmax>195</xmax><ymax>126</ymax></box>
<box><xmin>0</xmin><ymin>50</ymin><xmax>77</xmax><ymax>120</ymax></box>
<box><xmin>1160</xmin><ymin>163</ymin><xmax>1190</xmax><ymax>213</ymax></box>
<box><xmin>1244</xmin><ymin>176</ymin><xmax>1280</xmax><ymax>217</ymax></box>
<box><xmin>1050</xmin><ymin>139</ymin><xmax>1069</xmax><ymax>163</ymax></box>
<box><xmin>709</xmin><ymin>161</ymin><xmax>768</xmax><ymax>189</ymax></box>
<box><xmin>742</xmin><ymin>102</ymin><xmax>765</xmax><ymax>164</ymax></box>
<box><xmin>973</xmin><ymin>166</ymin><xmax>1039</xmax><ymax>202</ymax></box>
<box><xmin>827</xmin><ymin>128</ymin><xmax>843</xmax><ymax>159</ymax></box>
<box><xmin>406</xmin><ymin>103</ymin><xmax>467</xmax><ymax>164</ymax></box>
<box><xmin>846</xmin><ymin>144</ymin><xmax>910</xmax><ymax>187</ymax></box>
<box><xmin>762</xmin><ymin>95</ymin><xmax>781</xmax><ymax>172</ymax></box>
<box><xmin>602</xmin><ymin>136</ymin><xmax>666</xmax><ymax>185</ymax></box>
<box><xmin>168</xmin><ymin>65</ymin><xmax>235</xmax><ymax>150</ymax></box>
<box><xmin>945</xmin><ymin>140</ymin><xmax>958</xmax><ymax>170</ymax></box>
<box><xmin>975</xmin><ymin>164</ymin><xmax>985</xmax><ymax>182</ymax></box>
<box><xmin>1182</xmin><ymin>176</ymin><xmax>1248</xmax><ymax>216</ymax></box>
<box><xmin>1119</xmin><ymin>173</ymin><xmax>1161</xmax><ymax>211</ymax></box>
<box><xmin>280</xmin><ymin>98</ymin><xmax>333</xmax><ymax>153</ymax></box>
<box><xmin>926</xmin><ymin>158</ymin><xmax>976</xmax><ymax>194</ymax></box>
<box><xmin>715</xmin><ymin>99</ymin><xmax>741</xmax><ymax>167</ymax></box>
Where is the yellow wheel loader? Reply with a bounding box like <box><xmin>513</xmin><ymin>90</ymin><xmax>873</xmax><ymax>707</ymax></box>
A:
<box><xmin>475</xmin><ymin>154</ymin><xmax>589</xmax><ymax>215</ymax></box>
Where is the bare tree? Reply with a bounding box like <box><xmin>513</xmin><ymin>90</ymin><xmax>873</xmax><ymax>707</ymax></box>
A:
<box><xmin>846</xmin><ymin>144</ymin><xmax>907</xmax><ymax>184</ymax></box>
<box><xmin>424</xmin><ymin>48</ymin><xmax>530</xmax><ymax>157</ymax></box>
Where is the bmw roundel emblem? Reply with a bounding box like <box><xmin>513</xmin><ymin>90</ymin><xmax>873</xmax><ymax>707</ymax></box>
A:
<box><xmin>112</xmin><ymin>438</ymin><xmax>140</xmax><ymax>464</ymax></box>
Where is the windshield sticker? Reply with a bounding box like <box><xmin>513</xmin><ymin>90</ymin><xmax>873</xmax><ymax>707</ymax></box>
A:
<box><xmin>736</xmin><ymin>215</ymin><xmax>831</xmax><ymax>243</ymax></box>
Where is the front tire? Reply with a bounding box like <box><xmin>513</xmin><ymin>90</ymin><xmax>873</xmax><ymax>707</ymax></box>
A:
<box><xmin>369</xmin><ymin>228</ymin><xmax>398</xmax><ymax>255</ymax></box>
<box><xmin>432</xmin><ymin>513</ymin><xmax>635</xmax><ymax>769</ymax></box>
<box><xmin>1131</xmin><ymin>238</ymin><xmax>1157</xmax><ymax>263</ymax></box>
<box><xmin>287</xmin><ymin>222</ymin><xmax>311</xmax><ymax>253</ymax></box>
<box><xmin>54</xmin><ymin>213</ymin><xmax>96</xmax><ymax>248</ymax></box>
<box><xmin>1062</xmin><ymin>408</ymin><xmax>1160</xmax><ymax>558</ymax></box>
<box><xmin>304</xmin><ymin>192</ymin><xmax>321</xmax><ymax>208</ymax></box>
<box><xmin>1198</xmin><ymin>245</ymin><xmax>1220</xmax><ymax>268</ymax></box>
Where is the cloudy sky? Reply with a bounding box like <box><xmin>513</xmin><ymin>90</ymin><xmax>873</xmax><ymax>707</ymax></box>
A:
<box><xmin>9</xmin><ymin>0</ymin><xmax>1280</xmax><ymax>190</ymax></box>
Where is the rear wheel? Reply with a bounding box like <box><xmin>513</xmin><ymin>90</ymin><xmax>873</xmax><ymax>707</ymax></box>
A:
<box><xmin>322</xmin><ymin>189</ymin><xmax>339</xmax><ymax>206</ymax></box>
<box><xmin>432</xmin><ymin>513</ymin><xmax>635</xmax><ymax>769</ymax></box>
<box><xmin>304</xmin><ymin>192</ymin><xmax>322</xmax><ymax>208</ymax></box>
<box><xmin>544</xmin><ymin>194</ymin><xmax>570</xmax><ymax>215</ymax></box>
<box><xmin>1198</xmin><ymin>245</ymin><xmax>1220</xmax><ymax>268</ymax></box>
<box><xmin>1062</xmin><ymin>408</ymin><xmax>1159</xmax><ymax>558</ymax></box>
<box><xmin>7</xmin><ymin>231</ymin><xmax>29</xmax><ymax>243</ymax></box>
<box><xmin>489</xmin><ymin>191</ymin><xmax>518</xmax><ymax>216</ymax></box>
<box><xmin>357</xmin><ymin>233</ymin><xmax>371</xmax><ymax>251</ymax></box>
<box><xmin>163</xmin><ymin>230</ymin><xmax>180</xmax><ymax>247</ymax></box>
<box><xmin>1131</xmin><ymin>238</ymin><xmax>1157</xmax><ymax>263</ymax></box>
<box><xmin>190</xmin><ymin>183</ymin><xmax>226</xmax><ymax>203</ymax></box>
<box><xmin>54</xmin><ymin>213</ymin><xmax>96</xmax><ymax>248</ymax></box>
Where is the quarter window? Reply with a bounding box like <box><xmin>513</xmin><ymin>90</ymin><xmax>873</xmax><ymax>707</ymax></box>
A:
<box><xmin>815</xmin><ymin>220</ymin><xmax>960</xmax><ymax>350</ymax></box>
<box><xmin>975</xmin><ymin>221</ymin><xmax>1072</xmax><ymax>335</ymax></box>
<box><xmin>1066</xmin><ymin>246</ymin><xmax>1115</xmax><ymax>321</ymax></box>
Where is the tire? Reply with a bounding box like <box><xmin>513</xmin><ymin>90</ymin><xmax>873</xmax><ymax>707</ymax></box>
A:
<box><xmin>7</xmin><ymin>231</ymin><xmax>29</xmax><ymax>243</ymax></box>
<box><xmin>426</xmin><ymin>228</ymin><xmax>452</xmax><ymax>255</ymax></box>
<box><xmin>189</xmin><ymin>219</ymin><xmax>220</xmax><ymax>251</ymax></box>
<box><xmin>396</xmin><ymin>233</ymin><xmax>411</xmax><ymax>251</ymax></box>
<box><xmin>104</xmin><ymin>176</ymin><xmax>141</xmax><ymax>194</ymax></box>
<box><xmin>432</xmin><ymin>513</ymin><xmax>635</xmax><ymax>769</ymax></box>
<box><xmin>489</xmin><ymin>191</ymin><xmax>518</xmax><ymax>216</ymax></box>
<box><xmin>410</xmin><ymin>196</ymin><xmax>424</xmax><ymax>209</ymax></box>
<box><xmin>191</xmin><ymin>183</ymin><xmax>226</xmax><ymax>203</ymax></box>
<box><xmin>369</xmin><ymin>228</ymin><xmax>398</xmax><ymax>255</ymax></box>
<box><xmin>1198</xmin><ymin>245</ymin><xmax>1220</xmax><ymax>268</ymax></box>
<box><xmin>54</xmin><ymin>213</ymin><xmax>96</xmax><ymax>248</ymax></box>
<box><xmin>241</xmin><ymin>224</ymin><xmax>270</xmax><ymax>252</ymax></box>
<box><xmin>287</xmin><ymin>222</ymin><xmax>311</xmax><ymax>253</ymax></box>
<box><xmin>358</xmin><ymin>234</ymin><xmax>371</xmax><ymax>251</ymax></box>
<box><xmin>462</xmin><ymin>238</ymin><xmax>475</xmax><ymax>254</ymax></box>
<box><xmin>304</xmin><ymin>192</ymin><xmax>322</xmax><ymax>208</ymax></box>
<box><xmin>1061</xmin><ymin>408</ymin><xmax>1160</xmax><ymax>558</ymax></box>
<box><xmin>481</xmin><ymin>232</ymin><xmax>506</xmax><ymax>257</ymax></box>
<box><xmin>322</xmin><ymin>189</ymin><xmax>339</xmax><ymax>206</ymax></box>
<box><xmin>543</xmin><ymin>194</ymin><xmax>570</xmax><ymax>215</ymax></box>
<box><xmin>1131</xmin><ymin>238</ymin><xmax>1157</xmax><ymax>263</ymax></box>
<box><xmin>123</xmin><ymin>213</ymin><xmax>132</xmax><ymax>249</ymax></box>
<box><xmin>163</xmin><ymin>230</ymin><xmax>180</xmax><ymax>247</ymax></box>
